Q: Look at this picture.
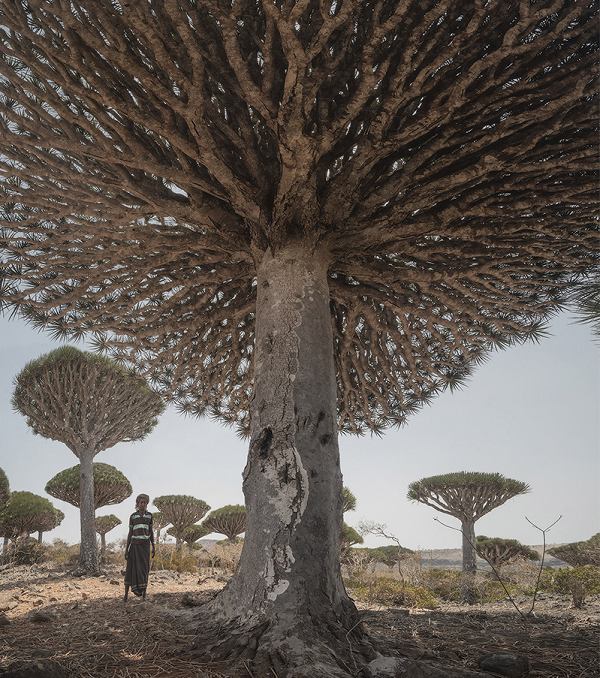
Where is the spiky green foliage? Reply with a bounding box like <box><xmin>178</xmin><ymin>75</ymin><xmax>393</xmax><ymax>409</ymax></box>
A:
<box><xmin>12</xmin><ymin>347</ymin><xmax>165</xmax><ymax>455</ymax></box>
<box><xmin>0</xmin><ymin>1</ymin><xmax>596</xmax><ymax>435</ymax></box>
<box><xmin>201</xmin><ymin>505</ymin><xmax>246</xmax><ymax>542</ymax></box>
<box><xmin>568</xmin><ymin>272</ymin><xmax>600</xmax><ymax>339</ymax></box>
<box><xmin>95</xmin><ymin>514</ymin><xmax>121</xmax><ymax>536</ymax></box>
<box><xmin>152</xmin><ymin>511</ymin><xmax>170</xmax><ymax>531</ymax></box>
<box><xmin>407</xmin><ymin>472</ymin><xmax>530</xmax><ymax>521</ymax></box>
<box><xmin>181</xmin><ymin>524</ymin><xmax>210</xmax><ymax>546</ymax></box>
<box><xmin>0</xmin><ymin>491</ymin><xmax>63</xmax><ymax>538</ymax></box>
<box><xmin>45</xmin><ymin>463</ymin><xmax>132</xmax><ymax>510</ymax></box>
<box><xmin>475</xmin><ymin>535</ymin><xmax>539</xmax><ymax>570</ymax></box>
<box><xmin>341</xmin><ymin>487</ymin><xmax>357</xmax><ymax>514</ymax></box>
<box><xmin>154</xmin><ymin>495</ymin><xmax>210</xmax><ymax>548</ymax></box>
<box><xmin>548</xmin><ymin>533</ymin><xmax>600</xmax><ymax>568</ymax></box>
<box><xmin>0</xmin><ymin>468</ymin><xmax>9</xmax><ymax>507</ymax></box>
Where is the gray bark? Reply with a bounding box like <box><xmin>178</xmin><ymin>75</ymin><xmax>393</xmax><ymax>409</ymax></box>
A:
<box><xmin>77</xmin><ymin>451</ymin><xmax>100</xmax><ymax>573</ymax></box>
<box><xmin>189</xmin><ymin>242</ymin><xmax>371</xmax><ymax>675</ymax></box>
<box><xmin>461</xmin><ymin>520</ymin><xmax>477</xmax><ymax>605</ymax></box>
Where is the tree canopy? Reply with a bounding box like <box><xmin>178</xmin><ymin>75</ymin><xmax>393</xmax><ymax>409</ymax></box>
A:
<box><xmin>407</xmin><ymin>472</ymin><xmax>531</xmax><ymax>522</ymax></box>
<box><xmin>154</xmin><ymin>495</ymin><xmax>211</xmax><ymax>548</ymax></box>
<box><xmin>475</xmin><ymin>535</ymin><xmax>539</xmax><ymax>570</ymax></box>
<box><xmin>0</xmin><ymin>468</ymin><xmax>9</xmax><ymax>507</ymax></box>
<box><xmin>0</xmin><ymin>0</ymin><xmax>596</xmax><ymax>434</ymax></box>
<box><xmin>201</xmin><ymin>504</ymin><xmax>247</xmax><ymax>542</ymax></box>
<box><xmin>95</xmin><ymin>514</ymin><xmax>122</xmax><ymax>536</ymax></box>
<box><xmin>0</xmin><ymin>491</ymin><xmax>63</xmax><ymax>538</ymax></box>
<box><xmin>548</xmin><ymin>533</ymin><xmax>600</xmax><ymax>568</ymax></box>
<box><xmin>46</xmin><ymin>462</ymin><xmax>132</xmax><ymax>509</ymax></box>
<box><xmin>12</xmin><ymin>347</ymin><xmax>165</xmax><ymax>454</ymax></box>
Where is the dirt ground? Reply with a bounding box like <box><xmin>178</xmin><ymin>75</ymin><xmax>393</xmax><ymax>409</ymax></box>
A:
<box><xmin>0</xmin><ymin>564</ymin><xmax>598</xmax><ymax>677</ymax></box>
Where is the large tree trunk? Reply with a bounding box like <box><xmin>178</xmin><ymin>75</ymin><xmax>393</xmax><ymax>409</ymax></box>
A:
<box><xmin>187</xmin><ymin>242</ymin><xmax>374</xmax><ymax>676</ymax></box>
<box><xmin>76</xmin><ymin>451</ymin><xmax>100</xmax><ymax>574</ymax></box>
<box><xmin>461</xmin><ymin>520</ymin><xmax>477</xmax><ymax>604</ymax></box>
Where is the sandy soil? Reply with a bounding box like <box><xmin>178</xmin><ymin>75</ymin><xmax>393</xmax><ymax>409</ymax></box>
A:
<box><xmin>0</xmin><ymin>564</ymin><xmax>598</xmax><ymax>677</ymax></box>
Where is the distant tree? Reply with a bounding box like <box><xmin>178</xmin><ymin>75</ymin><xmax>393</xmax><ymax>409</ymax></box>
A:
<box><xmin>46</xmin><ymin>463</ymin><xmax>132</xmax><ymax>510</ymax></box>
<box><xmin>12</xmin><ymin>347</ymin><xmax>164</xmax><ymax>574</ymax></box>
<box><xmin>408</xmin><ymin>472</ymin><xmax>530</xmax><ymax>604</ymax></box>
<box><xmin>0</xmin><ymin>1</ymin><xmax>596</xmax><ymax>671</ymax></box>
<box><xmin>356</xmin><ymin>520</ymin><xmax>413</xmax><ymax>572</ymax></box>
<box><xmin>202</xmin><ymin>505</ymin><xmax>247</xmax><ymax>543</ymax></box>
<box><xmin>152</xmin><ymin>512</ymin><xmax>170</xmax><ymax>545</ymax></box>
<box><xmin>475</xmin><ymin>536</ymin><xmax>539</xmax><ymax>579</ymax></box>
<box><xmin>548</xmin><ymin>534</ymin><xmax>600</xmax><ymax>568</ymax></box>
<box><xmin>95</xmin><ymin>514</ymin><xmax>122</xmax><ymax>563</ymax></box>
<box><xmin>0</xmin><ymin>469</ymin><xmax>9</xmax><ymax>508</ymax></box>
<box><xmin>0</xmin><ymin>491</ymin><xmax>63</xmax><ymax>542</ymax></box>
<box><xmin>342</xmin><ymin>488</ymin><xmax>357</xmax><ymax>515</ymax></box>
<box><xmin>173</xmin><ymin>524</ymin><xmax>211</xmax><ymax>553</ymax></box>
<box><xmin>340</xmin><ymin>523</ymin><xmax>363</xmax><ymax>557</ymax></box>
<box><xmin>154</xmin><ymin>495</ymin><xmax>210</xmax><ymax>551</ymax></box>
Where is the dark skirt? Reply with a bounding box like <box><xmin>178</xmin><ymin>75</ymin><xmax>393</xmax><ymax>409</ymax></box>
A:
<box><xmin>124</xmin><ymin>541</ymin><xmax>151</xmax><ymax>597</ymax></box>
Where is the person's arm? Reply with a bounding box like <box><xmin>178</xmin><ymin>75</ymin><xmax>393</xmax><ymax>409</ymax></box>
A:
<box><xmin>125</xmin><ymin>518</ymin><xmax>133</xmax><ymax>559</ymax></box>
<box><xmin>149</xmin><ymin>516</ymin><xmax>155</xmax><ymax>558</ymax></box>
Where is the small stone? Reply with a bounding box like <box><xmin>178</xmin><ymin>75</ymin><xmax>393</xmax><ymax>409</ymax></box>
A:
<box><xmin>29</xmin><ymin>609</ymin><xmax>58</xmax><ymax>623</ymax></box>
<box><xmin>0</xmin><ymin>659</ymin><xmax>68</xmax><ymax>678</ymax></box>
<box><xmin>0</xmin><ymin>613</ymin><xmax>10</xmax><ymax>626</ymax></box>
<box><xmin>181</xmin><ymin>593</ymin><xmax>203</xmax><ymax>607</ymax></box>
<box><xmin>478</xmin><ymin>651</ymin><xmax>529</xmax><ymax>678</ymax></box>
<box><xmin>110</xmin><ymin>580</ymin><xmax>119</xmax><ymax>585</ymax></box>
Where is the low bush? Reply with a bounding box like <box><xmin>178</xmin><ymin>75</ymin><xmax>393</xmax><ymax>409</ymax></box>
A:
<box><xmin>529</xmin><ymin>565</ymin><xmax>600</xmax><ymax>608</ymax></box>
<box><xmin>152</xmin><ymin>546</ymin><xmax>197</xmax><ymax>573</ymax></box>
<box><xmin>345</xmin><ymin>574</ymin><xmax>439</xmax><ymax>608</ymax></box>
<box><xmin>1</xmin><ymin>537</ymin><xmax>47</xmax><ymax>565</ymax></box>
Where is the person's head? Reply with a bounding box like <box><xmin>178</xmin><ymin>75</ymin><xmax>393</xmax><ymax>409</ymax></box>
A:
<box><xmin>136</xmin><ymin>494</ymin><xmax>150</xmax><ymax>512</ymax></box>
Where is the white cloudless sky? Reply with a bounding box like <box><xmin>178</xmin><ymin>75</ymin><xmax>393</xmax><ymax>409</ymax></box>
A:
<box><xmin>0</xmin><ymin>310</ymin><xmax>598</xmax><ymax>551</ymax></box>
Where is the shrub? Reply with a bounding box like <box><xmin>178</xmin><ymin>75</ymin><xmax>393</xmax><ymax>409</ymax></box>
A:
<box><xmin>1</xmin><ymin>536</ymin><xmax>47</xmax><ymax>565</ymax></box>
<box><xmin>346</xmin><ymin>575</ymin><xmax>439</xmax><ymax>608</ymax></box>
<box><xmin>152</xmin><ymin>546</ymin><xmax>197</xmax><ymax>573</ymax></box>
<box><xmin>531</xmin><ymin>565</ymin><xmax>600</xmax><ymax>607</ymax></box>
<box><xmin>42</xmin><ymin>539</ymin><xmax>80</xmax><ymax>568</ymax></box>
<box><xmin>422</xmin><ymin>568</ymin><xmax>462</xmax><ymax>602</ymax></box>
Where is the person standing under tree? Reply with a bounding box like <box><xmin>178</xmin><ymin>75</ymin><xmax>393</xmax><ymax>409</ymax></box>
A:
<box><xmin>124</xmin><ymin>494</ymin><xmax>155</xmax><ymax>601</ymax></box>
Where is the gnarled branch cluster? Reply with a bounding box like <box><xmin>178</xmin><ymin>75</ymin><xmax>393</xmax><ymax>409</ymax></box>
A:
<box><xmin>1</xmin><ymin>0</ymin><xmax>597</xmax><ymax>433</ymax></box>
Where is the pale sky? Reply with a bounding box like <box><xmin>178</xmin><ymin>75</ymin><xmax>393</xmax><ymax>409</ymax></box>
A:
<box><xmin>0</xmin><ymin>310</ymin><xmax>598</xmax><ymax>551</ymax></box>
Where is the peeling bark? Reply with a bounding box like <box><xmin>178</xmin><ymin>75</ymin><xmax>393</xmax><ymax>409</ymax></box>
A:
<box><xmin>187</xmin><ymin>243</ymin><xmax>374</xmax><ymax>675</ymax></box>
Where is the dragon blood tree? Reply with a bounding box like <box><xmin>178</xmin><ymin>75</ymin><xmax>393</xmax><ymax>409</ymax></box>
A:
<box><xmin>171</xmin><ymin>524</ymin><xmax>210</xmax><ymax>554</ymax></box>
<box><xmin>202</xmin><ymin>505</ymin><xmax>247</xmax><ymax>543</ymax></box>
<box><xmin>0</xmin><ymin>0</ymin><xmax>597</xmax><ymax>674</ymax></box>
<box><xmin>342</xmin><ymin>488</ymin><xmax>357</xmax><ymax>515</ymax></box>
<box><xmin>408</xmin><ymin>472</ymin><xmax>530</xmax><ymax>603</ymax></box>
<box><xmin>475</xmin><ymin>536</ymin><xmax>539</xmax><ymax>579</ymax></box>
<box><xmin>0</xmin><ymin>491</ymin><xmax>64</xmax><ymax>542</ymax></box>
<box><xmin>95</xmin><ymin>514</ymin><xmax>122</xmax><ymax>563</ymax></box>
<box><xmin>154</xmin><ymin>496</ymin><xmax>210</xmax><ymax>552</ymax></box>
<box><xmin>548</xmin><ymin>533</ymin><xmax>600</xmax><ymax>568</ymax></box>
<box><xmin>152</xmin><ymin>512</ymin><xmax>170</xmax><ymax>545</ymax></box>
<box><xmin>46</xmin><ymin>463</ymin><xmax>133</xmax><ymax>511</ymax></box>
<box><xmin>12</xmin><ymin>347</ymin><xmax>164</xmax><ymax>574</ymax></box>
<box><xmin>0</xmin><ymin>469</ymin><xmax>9</xmax><ymax>509</ymax></box>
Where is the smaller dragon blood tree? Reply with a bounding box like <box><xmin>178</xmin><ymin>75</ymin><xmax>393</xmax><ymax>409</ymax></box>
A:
<box><xmin>154</xmin><ymin>495</ymin><xmax>210</xmax><ymax>552</ymax></box>
<box><xmin>12</xmin><ymin>347</ymin><xmax>164</xmax><ymax>574</ymax></box>
<box><xmin>201</xmin><ymin>505</ymin><xmax>247</xmax><ymax>543</ymax></box>
<box><xmin>152</xmin><ymin>512</ymin><xmax>170</xmax><ymax>545</ymax></box>
<box><xmin>408</xmin><ymin>472</ymin><xmax>530</xmax><ymax>604</ymax></box>
<box><xmin>0</xmin><ymin>491</ymin><xmax>64</xmax><ymax>542</ymax></box>
<box><xmin>475</xmin><ymin>536</ymin><xmax>539</xmax><ymax>579</ymax></box>
<box><xmin>0</xmin><ymin>469</ymin><xmax>9</xmax><ymax>508</ymax></box>
<box><xmin>548</xmin><ymin>534</ymin><xmax>600</xmax><ymax>568</ymax></box>
<box><xmin>46</xmin><ymin>463</ymin><xmax>132</xmax><ymax>510</ymax></box>
<box><xmin>95</xmin><ymin>514</ymin><xmax>122</xmax><ymax>563</ymax></box>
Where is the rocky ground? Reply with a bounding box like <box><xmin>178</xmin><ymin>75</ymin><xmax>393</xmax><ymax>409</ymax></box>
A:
<box><xmin>0</xmin><ymin>564</ymin><xmax>598</xmax><ymax>677</ymax></box>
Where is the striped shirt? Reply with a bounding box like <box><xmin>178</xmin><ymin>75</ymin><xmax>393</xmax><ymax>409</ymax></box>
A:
<box><xmin>129</xmin><ymin>511</ymin><xmax>154</xmax><ymax>544</ymax></box>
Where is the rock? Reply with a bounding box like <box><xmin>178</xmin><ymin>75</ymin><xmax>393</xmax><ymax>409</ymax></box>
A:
<box><xmin>0</xmin><ymin>614</ymin><xmax>10</xmax><ymax>626</ymax></box>
<box><xmin>181</xmin><ymin>593</ymin><xmax>203</xmax><ymax>607</ymax></box>
<box><xmin>364</xmin><ymin>656</ymin><xmax>485</xmax><ymax>677</ymax></box>
<box><xmin>0</xmin><ymin>659</ymin><xmax>69</xmax><ymax>677</ymax></box>
<box><xmin>28</xmin><ymin>609</ymin><xmax>59</xmax><ymax>623</ymax></box>
<box><xmin>478</xmin><ymin>651</ymin><xmax>529</xmax><ymax>677</ymax></box>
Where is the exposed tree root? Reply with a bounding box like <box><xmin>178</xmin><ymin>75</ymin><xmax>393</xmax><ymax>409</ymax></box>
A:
<box><xmin>178</xmin><ymin>606</ymin><xmax>379</xmax><ymax>678</ymax></box>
